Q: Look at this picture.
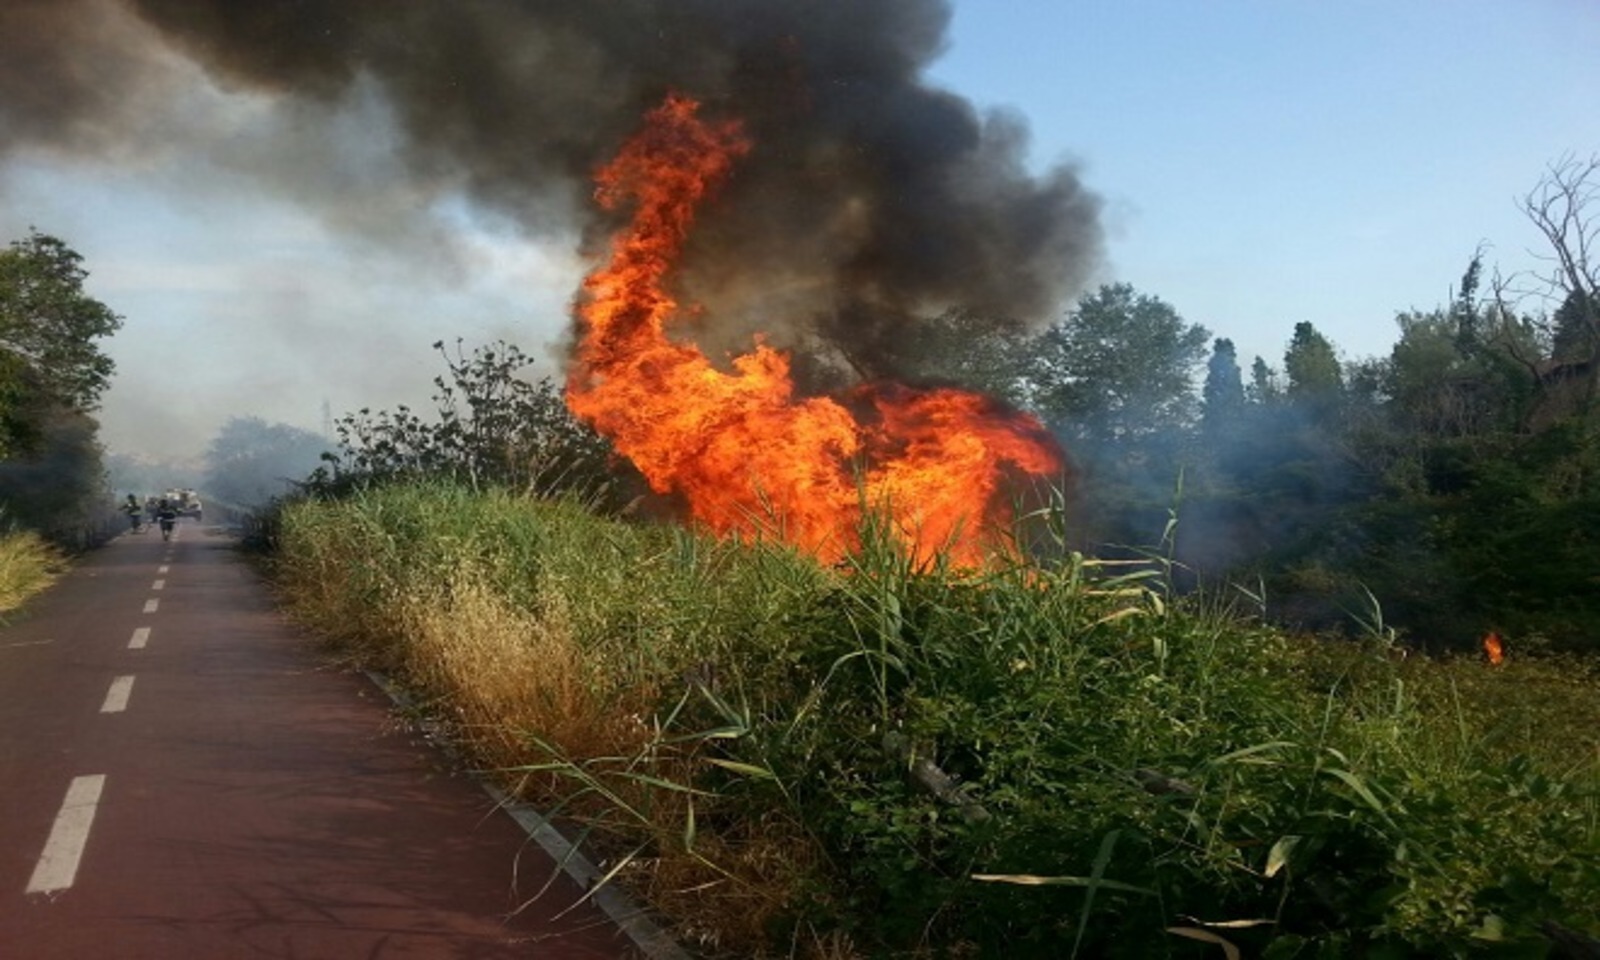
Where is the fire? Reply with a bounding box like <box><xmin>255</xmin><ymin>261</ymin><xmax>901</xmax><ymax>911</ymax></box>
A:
<box><xmin>566</xmin><ymin>95</ymin><xmax>1063</xmax><ymax>566</ymax></box>
<box><xmin>1482</xmin><ymin>631</ymin><xmax>1505</xmax><ymax>666</ymax></box>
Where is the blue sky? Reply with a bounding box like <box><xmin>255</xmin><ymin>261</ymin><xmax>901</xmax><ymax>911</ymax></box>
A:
<box><xmin>930</xmin><ymin>1</ymin><xmax>1600</xmax><ymax>366</ymax></box>
<box><xmin>2</xmin><ymin>1</ymin><xmax>1596</xmax><ymax>459</ymax></box>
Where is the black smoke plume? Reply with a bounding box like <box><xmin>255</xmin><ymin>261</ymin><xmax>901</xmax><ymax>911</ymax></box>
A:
<box><xmin>3</xmin><ymin>0</ymin><xmax>1101</xmax><ymax>383</ymax></box>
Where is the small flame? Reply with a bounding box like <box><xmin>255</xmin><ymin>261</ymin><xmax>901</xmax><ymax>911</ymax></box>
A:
<box><xmin>565</xmin><ymin>95</ymin><xmax>1063</xmax><ymax>566</ymax></box>
<box><xmin>1482</xmin><ymin>631</ymin><xmax>1505</xmax><ymax>666</ymax></box>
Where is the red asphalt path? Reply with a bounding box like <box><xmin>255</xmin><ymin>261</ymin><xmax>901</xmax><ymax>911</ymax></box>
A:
<box><xmin>0</xmin><ymin>521</ymin><xmax>640</xmax><ymax>958</ymax></box>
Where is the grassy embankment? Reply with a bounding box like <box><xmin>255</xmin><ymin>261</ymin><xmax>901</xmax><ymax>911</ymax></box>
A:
<box><xmin>269</xmin><ymin>481</ymin><xmax>1600</xmax><ymax>958</ymax></box>
<box><xmin>0</xmin><ymin>528</ymin><xmax>63</xmax><ymax>615</ymax></box>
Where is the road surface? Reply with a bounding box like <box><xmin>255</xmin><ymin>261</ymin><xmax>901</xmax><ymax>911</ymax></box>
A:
<box><xmin>0</xmin><ymin>520</ymin><xmax>643</xmax><ymax>958</ymax></box>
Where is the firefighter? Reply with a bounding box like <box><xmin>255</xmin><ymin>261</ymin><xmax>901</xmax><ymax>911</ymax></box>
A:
<box><xmin>122</xmin><ymin>494</ymin><xmax>145</xmax><ymax>532</ymax></box>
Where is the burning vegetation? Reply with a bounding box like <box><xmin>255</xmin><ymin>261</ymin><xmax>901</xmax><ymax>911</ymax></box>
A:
<box><xmin>566</xmin><ymin>95</ymin><xmax>1064</xmax><ymax>565</ymax></box>
<box><xmin>9</xmin><ymin>3</ymin><xmax>1600</xmax><ymax>957</ymax></box>
<box><xmin>0</xmin><ymin>0</ymin><xmax>1101</xmax><ymax>563</ymax></box>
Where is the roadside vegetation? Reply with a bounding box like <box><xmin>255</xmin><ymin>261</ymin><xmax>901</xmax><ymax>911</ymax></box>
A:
<box><xmin>269</xmin><ymin>480</ymin><xmax>1600</xmax><ymax>957</ymax></box>
<box><xmin>257</xmin><ymin>212</ymin><xmax>1600</xmax><ymax>953</ymax></box>
<box><xmin>7</xmin><ymin>153</ymin><xmax>1594</xmax><ymax>954</ymax></box>
<box><xmin>0</xmin><ymin>231</ymin><xmax>122</xmax><ymax>552</ymax></box>
<box><xmin>0</xmin><ymin>527</ymin><xmax>63</xmax><ymax>614</ymax></box>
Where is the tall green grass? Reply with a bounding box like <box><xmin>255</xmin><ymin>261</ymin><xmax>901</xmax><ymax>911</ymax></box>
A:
<box><xmin>270</xmin><ymin>481</ymin><xmax>1600</xmax><ymax>958</ymax></box>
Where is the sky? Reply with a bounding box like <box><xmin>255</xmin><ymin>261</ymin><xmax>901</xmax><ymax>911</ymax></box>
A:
<box><xmin>2</xmin><ymin>0</ymin><xmax>1597</xmax><ymax>462</ymax></box>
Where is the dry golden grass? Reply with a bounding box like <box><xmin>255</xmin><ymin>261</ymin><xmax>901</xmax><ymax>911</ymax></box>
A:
<box><xmin>397</xmin><ymin>576</ymin><xmax>645</xmax><ymax>768</ymax></box>
<box><xmin>0</xmin><ymin>530</ymin><xmax>63</xmax><ymax>613</ymax></box>
<box><xmin>643</xmin><ymin>807</ymin><xmax>846</xmax><ymax>958</ymax></box>
<box><xmin>268</xmin><ymin>490</ymin><xmax>853</xmax><ymax>957</ymax></box>
<box><xmin>378</xmin><ymin>572</ymin><xmax>841</xmax><ymax>956</ymax></box>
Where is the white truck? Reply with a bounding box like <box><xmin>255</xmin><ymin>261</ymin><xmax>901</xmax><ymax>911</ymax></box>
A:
<box><xmin>164</xmin><ymin>488</ymin><xmax>204</xmax><ymax>522</ymax></box>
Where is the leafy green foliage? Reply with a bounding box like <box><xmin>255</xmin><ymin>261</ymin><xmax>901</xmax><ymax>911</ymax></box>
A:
<box><xmin>310</xmin><ymin>339</ymin><xmax>624</xmax><ymax>505</ymax></box>
<box><xmin>0</xmin><ymin>231</ymin><xmax>119</xmax><ymax>546</ymax></box>
<box><xmin>270</xmin><ymin>485</ymin><xmax>1600</xmax><ymax>958</ymax></box>
<box><xmin>0</xmin><ymin>231</ymin><xmax>120</xmax><ymax>453</ymax></box>
<box><xmin>1029</xmin><ymin>283</ymin><xmax>1211</xmax><ymax>444</ymax></box>
<box><xmin>1551</xmin><ymin>289</ymin><xmax>1599</xmax><ymax>364</ymax></box>
<box><xmin>1284</xmin><ymin>321</ymin><xmax>1343</xmax><ymax>405</ymax></box>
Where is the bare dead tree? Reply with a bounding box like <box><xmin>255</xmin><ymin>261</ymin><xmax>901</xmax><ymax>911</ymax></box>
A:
<box><xmin>1519</xmin><ymin>154</ymin><xmax>1600</xmax><ymax>411</ymax></box>
<box><xmin>1479</xmin><ymin>266</ymin><xmax>1551</xmax><ymax>433</ymax></box>
<box><xmin>1487</xmin><ymin>265</ymin><xmax>1548</xmax><ymax>378</ymax></box>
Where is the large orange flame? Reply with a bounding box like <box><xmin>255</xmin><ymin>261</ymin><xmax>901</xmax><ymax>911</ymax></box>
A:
<box><xmin>566</xmin><ymin>95</ymin><xmax>1063</xmax><ymax>566</ymax></box>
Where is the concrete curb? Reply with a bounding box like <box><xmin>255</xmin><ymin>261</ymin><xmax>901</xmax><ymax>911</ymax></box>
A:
<box><xmin>361</xmin><ymin>670</ymin><xmax>692</xmax><ymax>960</ymax></box>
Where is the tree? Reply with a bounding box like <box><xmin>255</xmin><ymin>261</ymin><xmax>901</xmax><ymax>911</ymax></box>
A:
<box><xmin>892</xmin><ymin>307</ymin><xmax>1033</xmax><ymax>407</ymax></box>
<box><xmin>1201</xmin><ymin>337</ymin><xmax>1246</xmax><ymax>435</ymax></box>
<box><xmin>1029</xmin><ymin>283</ymin><xmax>1210</xmax><ymax>444</ymax></box>
<box><xmin>203</xmin><ymin>417</ymin><xmax>332</xmax><ymax>508</ymax></box>
<box><xmin>1551</xmin><ymin>288</ymin><xmax>1598</xmax><ymax>363</ymax></box>
<box><xmin>1451</xmin><ymin>248</ymin><xmax>1485</xmax><ymax>351</ymax></box>
<box><xmin>0</xmin><ymin>231</ymin><xmax>121</xmax><ymax>454</ymax></box>
<box><xmin>318</xmin><ymin>340</ymin><xmax>620</xmax><ymax>503</ymax></box>
<box><xmin>0</xmin><ymin>402</ymin><xmax>108</xmax><ymax>549</ymax></box>
<box><xmin>1283</xmin><ymin>321</ymin><xmax>1343</xmax><ymax>404</ymax></box>
<box><xmin>1247</xmin><ymin>356</ymin><xmax>1280</xmax><ymax>405</ymax></box>
<box><xmin>1517</xmin><ymin>154</ymin><xmax>1600</xmax><ymax>412</ymax></box>
<box><xmin>1387</xmin><ymin>310</ymin><xmax>1488</xmax><ymax>437</ymax></box>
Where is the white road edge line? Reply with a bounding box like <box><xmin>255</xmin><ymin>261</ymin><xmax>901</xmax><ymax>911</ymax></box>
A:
<box><xmin>100</xmin><ymin>676</ymin><xmax>136</xmax><ymax>714</ymax></box>
<box><xmin>152</xmin><ymin>579</ymin><xmax>165</xmax><ymax>591</ymax></box>
<box><xmin>142</xmin><ymin>599</ymin><xmax>159</xmax><ymax>614</ymax></box>
<box><xmin>26</xmin><ymin>775</ymin><xmax>107</xmax><ymax>895</ymax></box>
<box><xmin>0</xmin><ymin>639</ymin><xmax>55</xmax><ymax>649</ymax></box>
<box><xmin>128</xmin><ymin>627</ymin><xmax>150</xmax><ymax>650</ymax></box>
<box><xmin>360</xmin><ymin>670</ymin><xmax>690</xmax><ymax>960</ymax></box>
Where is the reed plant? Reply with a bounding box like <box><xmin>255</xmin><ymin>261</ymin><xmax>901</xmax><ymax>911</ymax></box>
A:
<box><xmin>269</xmin><ymin>480</ymin><xmax>1600</xmax><ymax>958</ymax></box>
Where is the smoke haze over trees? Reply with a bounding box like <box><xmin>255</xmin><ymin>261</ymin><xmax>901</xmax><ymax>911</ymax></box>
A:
<box><xmin>0</xmin><ymin>2</ymin><xmax>1591</xmax><ymax>653</ymax></box>
<box><xmin>202</xmin><ymin>416</ymin><xmax>330</xmax><ymax>511</ymax></box>
<box><xmin>1</xmin><ymin>0</ymin><xmax>1101</xmax><ymax>394</ymax></box>
<box><xmin>295</xmin><ymin>155</ymin><xmax>1599</xmax><ymax>655</ymax></box>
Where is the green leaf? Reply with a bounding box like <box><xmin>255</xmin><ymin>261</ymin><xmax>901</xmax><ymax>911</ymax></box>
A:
<box><xmin>1209</xmin><ymin>741</ymin><xmax>1298</xmax><ymax>766</ymax></box>
<box><xmin>1265</xmin><ymin>835</ymin><xmax>1301</xmax><ymax>879</ymax></box>
<box><xmin>683</xmin><ymin>796</ymin><xmax>697</xmax><ymax>852</ymax></box>
<box><xmin>1322</xmin><ymin>766</ymin><xmax>1387</xmax><ymax>817</ymax></box>
<box><xmin>702</xmin><ymin>757</ymin><xmax>777</xmax><ymax>780</ymax></box>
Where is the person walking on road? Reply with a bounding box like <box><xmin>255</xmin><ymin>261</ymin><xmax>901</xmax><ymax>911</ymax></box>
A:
<box><xmin>122</xmin><ymin>494</ymin><xmax>145</xmax><ymax>533</ymax></box>
<box><xmin>155</xmin><ymin>499</ymin><xmax>179</xmax><ymax>541</ymax></box>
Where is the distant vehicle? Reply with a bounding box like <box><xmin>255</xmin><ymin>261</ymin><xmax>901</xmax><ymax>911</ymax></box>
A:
<box><xmin>164</xmin><ymin>488</ymin><xmax>204</xmax><ymax>522</ymax></box>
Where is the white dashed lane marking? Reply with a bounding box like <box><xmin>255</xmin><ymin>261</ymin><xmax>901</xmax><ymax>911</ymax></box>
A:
<box><xmin>157</xmin><ymin>565</ymin><xmax>169</xmax><ymax>574</ymax></box>
<box><xmin>152</xmin><ymin>580</ymin><xmax>165</xmax><ymax>591</ymax></box>
<box><xmin>26</xmin><ymin>775</ymin><xmax>107</xmax><ymax>895</ymax></box>
<box><xmin>0</xmin><ymin>639</ymin><xmax>54</xmax><ymax>649</ymax></box>
<box><xmin>128</xmin><ymin>628</ymin><xmax>150</xmax><ymax>650</ymax></box>
<box><xmin>99</xmin><ymin>676</ymin><xmax>135</xmax><ymax>714</ymax></box>
<box><xmin>142</xmin><ymin>599</ymin><xmax>158</xmax><ymax>614</ymax></box>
